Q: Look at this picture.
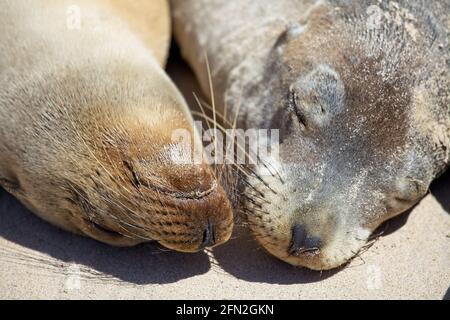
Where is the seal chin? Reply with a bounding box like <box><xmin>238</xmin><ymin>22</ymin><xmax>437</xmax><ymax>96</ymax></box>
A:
<box><xmin>255</xmin><ymin>225</ymin><xmax>371</xmax><ymax>270</ymax></box>
<box><xmin>80</xmin><ymin>218</ymin><xmax>143</xmax><ymax>247</ymax></box>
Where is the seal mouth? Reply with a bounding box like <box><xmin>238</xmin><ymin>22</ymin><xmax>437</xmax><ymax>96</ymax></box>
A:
<box><xmin>85</xmin><ymin>218</ymin><xmax>125</xmax><ymax>239</ymax></box>
<box><xmin>288</xmin><ymin>246</ymin><xmax>321</xmax><ymax>257</ymax></box>
<box><xmin>80</xmin><ymin>182</ymin><xmax>230</xmax><ymax>248</ymax></box>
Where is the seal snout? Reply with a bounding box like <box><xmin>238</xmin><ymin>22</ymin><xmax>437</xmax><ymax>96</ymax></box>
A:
<box><xmin>289</xmin><ymin>224</ymin><xmax>321</xmax><ymax>256</ymax></box>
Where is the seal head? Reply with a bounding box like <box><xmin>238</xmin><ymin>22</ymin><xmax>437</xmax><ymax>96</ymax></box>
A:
<box><xmin>0</xmin><ymin>67</ymin><xmax>234</xmax><ymax>252</ymax></box>
<box><xmin>242</xmin><ymin>1</ymin><xmax>449</xmax><ymax>269</ymax></box>
<box><xmin>0</xmin><ymin>0</ymin><xmax>234</xmax><ymax>252</ymax></box>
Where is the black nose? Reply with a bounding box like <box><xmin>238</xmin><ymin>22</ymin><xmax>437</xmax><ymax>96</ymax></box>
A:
<box><xmin>199</xmin><ymin>219</ymin><xmax>216</xmax><ymax>249</ymax></box>
<box><xmin>289</xmin><ymin>224</ymin><xmax>321</xmax><ymax>255</ymax></box>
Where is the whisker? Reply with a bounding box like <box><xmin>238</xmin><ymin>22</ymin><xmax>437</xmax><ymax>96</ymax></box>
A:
<box><xmin>204</xmin><ymin>52</ymin><xmax>219</xmax><ymax>178</ymax></box>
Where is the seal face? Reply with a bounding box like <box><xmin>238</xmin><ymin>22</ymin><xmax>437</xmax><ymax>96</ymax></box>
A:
<box><xmin>0</xmin><ymin>0</ymin><xmax>233</xmax><ymax>252</ymax></box>
<box><xmin>172</xmin><ymin>0</ymin><xmax>449</xmax><ymax>268</ymax></box>
<box><xmin>243</xmin><ymin>1</ymin><xmax>449</xmax><ymax>269</ymax></box>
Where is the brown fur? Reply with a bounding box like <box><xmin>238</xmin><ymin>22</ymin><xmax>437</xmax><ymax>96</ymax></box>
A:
<box><xmin>101</xmin><ymin>0</ymin><xmax>171</xmax><ymax>65</ymax></box>
<box><xmin>0</xmin><ymin>0</ymin><xmax>233</xmax><ymax>251</ymax></box>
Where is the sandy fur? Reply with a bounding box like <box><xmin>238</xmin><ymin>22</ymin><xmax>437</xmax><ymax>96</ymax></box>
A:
<box><xmin>0</xmin><ymin>0</ymin><xmax>234</xmax><ymax>250</ymax></box>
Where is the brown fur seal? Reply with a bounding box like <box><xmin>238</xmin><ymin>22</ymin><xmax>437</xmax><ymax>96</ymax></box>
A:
<box><xmin>172</xmin><ymin>0</ymin><xmax>449</xmax><ymax>269</ymax></box>
<box><xmin>0</xmin><ymin>0</ymin><xmax>233</xmax><ymax>252</ymax></box>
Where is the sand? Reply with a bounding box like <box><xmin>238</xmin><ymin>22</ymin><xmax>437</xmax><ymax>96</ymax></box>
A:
<box><xmin>0</xmin><ymin>55</ymin><xmax>449</xmax><ymax>300</ymax></box>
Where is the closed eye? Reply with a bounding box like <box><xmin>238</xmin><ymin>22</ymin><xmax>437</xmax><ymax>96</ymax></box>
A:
<box><xmin>288</xmin><ymin>89</ymin><xmax>307</xmax><ymax>128</ymax></box>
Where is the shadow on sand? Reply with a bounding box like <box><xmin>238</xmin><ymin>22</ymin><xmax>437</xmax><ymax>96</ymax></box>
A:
<box><xmin>211</xmin><ymin>224</ymin><xmax>340</xmax><ymax>285</ymax></box>
<box><xmin>430</xmin><ymin>169</ymin><xmax>450</xmax><ymax>215</ymax></box>
<box><xmin>0</xmin><ymin>189</ymin><xmax>211</xmax><ymax>285</ymax></box>
<box><xmin>211</xmin><ymin>211</ymin><xmax>415</xmax><ymax>285</ymax></box>
<box><xmin>444</xmin><ymin>287</ymin><xmax>450</xmax><ymax>300</ymax></box>
<box><xmin>211</xmin><ymin>169</ymin><xmax>449</xmax><ymax>285</ymax></box>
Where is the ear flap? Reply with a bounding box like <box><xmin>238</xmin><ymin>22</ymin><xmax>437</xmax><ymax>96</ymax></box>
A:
<box><xmin>274</xmin><ymin>22</ymin><xmax>306</xmax><ymax>48</ymax></box>
<box><xmin>285</xmin><ymin>22</ymin><xmax>306</xmax><ymax>39</ymax></box>
<box><xmin>289</xmin><ymin>64</ymin><xmax>345</xmax><ymax>128</ymax></box>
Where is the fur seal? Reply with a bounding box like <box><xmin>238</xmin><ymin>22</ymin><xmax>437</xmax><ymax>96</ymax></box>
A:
<box><xmin>172</xmin><ymin>0</ymin><xmax>449</xmax><ymax>269</ymax></box>
<box><xmin>0</xmin><ymin>0</ymin><xmax>233</xmax><ymax>252</ymax></box>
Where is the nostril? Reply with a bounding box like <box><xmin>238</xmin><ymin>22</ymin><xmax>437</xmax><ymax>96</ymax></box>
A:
<box><xmin>289</xmin><ymin>224</ymin><xmax>321</xmax><ymax>256</ymax></box>
<box><xmin>199</xmin><ymin>219</ymin><xmax>216</xmax><ymax>249</ymax></box>
<box><xmin>291</xmin><ymin>224</ymin><xmax>307</xmax><ymax>249</ymax></box>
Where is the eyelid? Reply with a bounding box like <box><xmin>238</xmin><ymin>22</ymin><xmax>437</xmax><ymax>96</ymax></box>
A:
<box><xmin>289</xmin><ymin>89</ymin><xmax>308</xmax><ymax>128</ymax></box>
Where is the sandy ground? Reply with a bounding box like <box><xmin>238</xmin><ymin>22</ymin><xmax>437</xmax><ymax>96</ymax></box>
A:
<box><xmin>0</xmin><ymin>54</ymin><xmax>449</xmax><ymax>300</ymax></box>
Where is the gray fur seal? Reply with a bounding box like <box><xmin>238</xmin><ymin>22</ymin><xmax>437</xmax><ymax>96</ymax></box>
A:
<box><xmin>172</xmin><ymin>0</ymin><xmax>449</xmax><ymax>269</ymax></box>
<box><xmin>0</xmin><ymin>0</ymin><xmax>233</xmax><ymax>252</ymax></box>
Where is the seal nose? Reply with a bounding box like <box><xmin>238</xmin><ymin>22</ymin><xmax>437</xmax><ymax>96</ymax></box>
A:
<box><xmin>199</xmin><ymin>219</ymin><xmax>216</xmax><ymax>249</ymax></box>
<box><xmin>289</xmin><ymin>224</ymin><xmax>321</xmax><ymax>255</ymax></box>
